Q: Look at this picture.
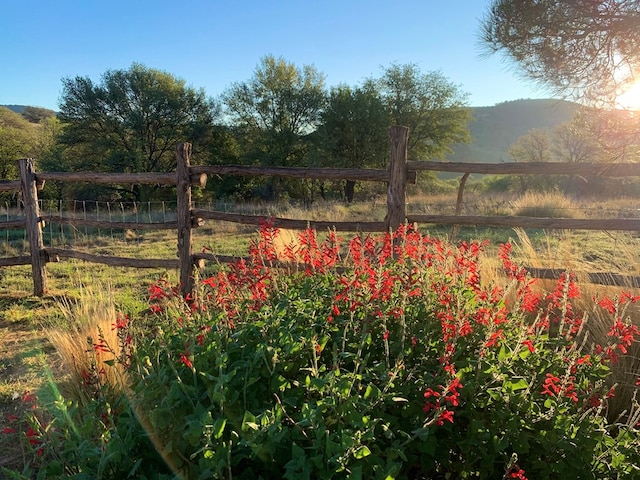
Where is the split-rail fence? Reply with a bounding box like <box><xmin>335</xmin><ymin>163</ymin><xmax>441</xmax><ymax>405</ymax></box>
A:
<box><xmin>3</xmin><ymin>125</ymin><xmax>640</xmax><ymax>297</ymax></box>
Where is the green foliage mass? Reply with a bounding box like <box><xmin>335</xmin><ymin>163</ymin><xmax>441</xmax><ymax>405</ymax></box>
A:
<box><xmin>57</xmin><ymin>63</ymin><xmax>220</xmax><ymax>202</ymax></box>
<box><xmin>6</xmin><ymin>226</ymin><xmax>640</xmax><ymax>479</ymax></box>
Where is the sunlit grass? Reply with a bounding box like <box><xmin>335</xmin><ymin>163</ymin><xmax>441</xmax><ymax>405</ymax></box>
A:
<box><xmin>46</xmin><ymin>285</ymin><xmax>129</xmax><ymax>405</ymax></box>
<box><xmin>511</xmin><ymin>191</ymin><xmax>580</xmax><ymax>218</ymax></box>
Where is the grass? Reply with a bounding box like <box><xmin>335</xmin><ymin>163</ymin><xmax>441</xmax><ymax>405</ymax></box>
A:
<box><xmin>1</xmin><ymin>196</ymin><xmax>640</xmax><ymax>472</ymax></box>
<box><xmin>46</xmin><ymin>285</ymin><xmax>129</xmax><ymax>405</ymax></box>
<box><xmin>511</xmin><ymin>191</ymin><xmax>580</xmax><ymax>218</ymax></box>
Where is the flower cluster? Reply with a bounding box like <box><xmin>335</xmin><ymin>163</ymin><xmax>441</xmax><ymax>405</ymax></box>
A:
<box><xmin>100</xmin><ymin>222</ymin><xmax>639</xmax><ymax>478</ymax></box>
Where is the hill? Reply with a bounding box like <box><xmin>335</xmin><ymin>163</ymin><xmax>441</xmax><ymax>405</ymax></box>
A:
<box><xmin>446</xmin><ymin>98</ymin><xmax>580</xmax><ymax>163</ymax></box>
<box><xmin>2</xmin><ymin>105</ymin><xmax>27</xmax><ymax>114</ymax></box>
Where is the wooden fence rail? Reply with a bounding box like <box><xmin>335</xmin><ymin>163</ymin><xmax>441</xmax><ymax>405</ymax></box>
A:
<box><xmin>2</xmin><ymin>125</ymin><xmax>640</xmax><ymax>297</ymax></box>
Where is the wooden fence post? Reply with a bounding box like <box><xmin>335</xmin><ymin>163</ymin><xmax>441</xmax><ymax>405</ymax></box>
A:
<box><xmin>386</xmin><ymin>125</ymin><xmax>409</xmax><ymax>231</ymax></box>
<box><xmin>19</xmin><ymin>158</ymin><xmax>47</xmax><ymax>296</ymax></box>
<box><xmin>176</xmin><ymin>143</ymin><xmax>194</xmax><ymax>298</ymax></box>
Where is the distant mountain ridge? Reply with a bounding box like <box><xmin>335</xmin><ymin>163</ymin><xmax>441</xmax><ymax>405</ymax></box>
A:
<box><xmin>3</xmin><ymin>99</ymin><xmax>578</xmax><ymax>164</ymax></box>
<box><xmin>2</xmin><ymin>105</ymin><xmax>27</xmax><ymax>114</ymax></box>
<box><xmin>446</xmin><ymin>98</ymin><xmax>580</xmax><ymax>163</ymax></box>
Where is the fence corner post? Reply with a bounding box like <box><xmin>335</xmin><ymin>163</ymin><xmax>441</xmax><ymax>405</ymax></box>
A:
<box><xmin>176</xmin><ymin>143</ymin><xmax>195</xmax><ymax>299</ymax></box>
<box><xmin>19</xmin><ymin>158</ymin><xmax>47</xmax><ymax>296</ymax></box>
<box><xmin>386</xmin><ymin>125</ymin><xmax>409</xmax><ymax>232</ymax></box>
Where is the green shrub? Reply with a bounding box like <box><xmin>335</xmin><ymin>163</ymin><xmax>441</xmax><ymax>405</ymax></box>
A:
<box><xmin>4</xmin><ymin>224</ymin><xmax>640</xmax><ymax>479</ymax></box>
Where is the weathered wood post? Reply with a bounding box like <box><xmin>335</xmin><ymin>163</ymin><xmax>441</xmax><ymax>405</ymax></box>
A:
<box><xmin>19</xmin><ymin>158</ymin><xmax>47</xmax><ymax>296</ymax></box>
<box><xmin>449</xmin><ymin>172</ymin><xmax>470</xmax><ymax>242</ymax></box>
<box><xmin>176</xmin><ymin>143</ymin><xmax>194</xmax><ymax>298</ymax></box>
<box><xmin>386</xmin><ymin>125</ymin><xmax>409</xmax><ymax>231</ymax></box>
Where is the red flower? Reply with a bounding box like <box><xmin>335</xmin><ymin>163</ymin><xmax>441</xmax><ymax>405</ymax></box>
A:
<box><xmin>522</xmin><ymin>339</ymin><xmax>535</xmax><ymax>353</ymax></box>
<box><xmin>25</xmin><ymin>427</ymin><xmax>40</xmax><ymax>446</ymax></box>
<box><xmin>179</xmin><ymin>353</ymin><xmax>193</xmax><ymax>369</ymax></box>
<box><xmin>485</xmin><ymin>329</ymin><xmax>504</xmax><ymax>348</ymax></box>
<box><xmin>22</xmin><ymin>392</ymin><xmax>36</xmax><ymax>404</ymax></box>
<box><xmin>541</xmin><ymin>373</ymin><xmax>561</xmax><ymax>396</ymax></box>
<box><xmin>598</xmin><ymin>296</ymin><xmax>616</xmax><ymax>314</ymax></box>
<box><xmin>93</xmin><ymin>340</ymin><xmax>111</xmax><ymax>354</ymax></box>
<box><xmin>436</xmin><ymin>409</ymin><xmax>454</xmax><ymax>425</ymax></box>
<box><xmin>507</xmin><ymin>466</ymin><xmax>528</xmax><ymax>479</ymax></box>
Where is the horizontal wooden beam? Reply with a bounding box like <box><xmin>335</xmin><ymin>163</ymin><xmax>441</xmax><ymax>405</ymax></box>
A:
<box><xmin>191</xmin><ymin>165</ymin><xmax>418</xmax><ymax>183</ymax></box>
<box><xmin>41</xmin><ymin>215</ymin><xmax>178</xmax><ymax>230</ymax></box>
<box><xmin>0</xmin><ymin>219</ymin><xmax>27</xmax><ymax>230</ymax></box>
<box><xmin>524</xmin><ymin>267</ymin><xmax>640</xmax><ymax>288</ymax></box>
<box><xmin>46</xmin><ymin>248</ymin><xmax>179</xmax><ymax>269</ymax></box>
<box><xmin>406</xmin><ymin>214</ymin><xmax>640</xmax><ymax>232</ymax></box>
<box><xmin>0</xmin><ymin>181</ymin><xmax>21</xmax><ymax>192</ymax></box>
<box><xmin>192</xmin><ymin>209</ymin><xmax>387</xmax><ymax>232</ymax></box>
<box><xmin>35</xmin><ymin>171</ymin><xmax>207</xmax><ymax>186</ymax></box>
<box><xmin>0</xmin><ymin>256</ymin><xmax>31</xmax><ymax>267</ymax></box>
<box><xmin>407</xmin><ymin>160</ymin><xmax>640</xmax><ymax>177</ymax></box>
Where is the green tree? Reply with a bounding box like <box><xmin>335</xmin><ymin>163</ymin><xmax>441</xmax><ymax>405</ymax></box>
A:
<box><xmin>222</xmin><ymin>55</ymin><xmax>326</xmax><ymax>200</ymax></box>
<box><xmin>58</xmin><ymin>63</ymin><xmax>218</xmax><ymax>201</ymax></box>
<box><xmin>21</xmin><ymin>106</ymin><xmax>57</xmax><ymax>124</ymax></box>
<box><xmin>481</xmin><ymin>0</ymin><xmax>640</xmax><ymax>103</ymax></box>
<box><xmin>552</xmin><ymin>120</ymin><xmax>598</xmax><ymax>164</ymax></box>
<box><xmin>509</xmin><ymin>128</ymin><xmax>553</xmax><ymax>192</ymax></box>
<box><xmin>0</xmin><ymin>107</ymin><xmax>38</xmax><ymax>179</ymax></box>
<box><xmin>314</xmin><ymin>84</ymin><xmax>389</xmax><ymax>202</ymax></box>
<box><xmin>368</xmin><ymin>63</ymin><xmax>472</xmax><ymax>160</ymax></box>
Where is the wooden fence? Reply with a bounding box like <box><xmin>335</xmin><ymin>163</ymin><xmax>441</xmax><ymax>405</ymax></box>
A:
<box><xmin>4</xmin><ymin>125</ymin><xmax>640</xmax><ymax>297</ymax></box>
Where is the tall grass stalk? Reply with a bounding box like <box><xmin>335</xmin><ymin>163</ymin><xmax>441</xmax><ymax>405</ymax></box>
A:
<box><xmin>46</xmin><ymin>285</ymin><xmax>127</xmax><ymax>405</ymax></box>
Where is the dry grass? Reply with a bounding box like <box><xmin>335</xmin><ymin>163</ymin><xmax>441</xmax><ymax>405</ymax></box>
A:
<box><xmin>508</xmin><ymin>228</ymin><xmax>640</xmax><ymax>422</ymax></box>
<box><xmin>46</xmin><ymin>285</ymin><xmax>128</xmax><ymax>405</ymax></box>
<box><xmin>512</xmin><ymin>191</ymin><xmax>580</xmax><ymax>218</ymax></box>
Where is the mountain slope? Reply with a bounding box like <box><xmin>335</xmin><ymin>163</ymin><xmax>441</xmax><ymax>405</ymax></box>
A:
<box><xmin>446</xmin><ymin>99</ymin><xmax>580</xmax><ymax>163</ymax></box>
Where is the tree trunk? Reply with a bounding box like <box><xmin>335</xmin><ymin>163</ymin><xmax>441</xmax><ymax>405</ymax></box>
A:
<box><xmin>345</xmin><ymin>179</ymin><xmax>356</xmax><ymax>203</ymax></box>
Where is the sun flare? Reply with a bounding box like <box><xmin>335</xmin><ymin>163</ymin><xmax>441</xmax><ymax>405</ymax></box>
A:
<box><xmin>615</xmin><ymin>80</ymin><xmax>640</xmax><ymax>110</ymax></box>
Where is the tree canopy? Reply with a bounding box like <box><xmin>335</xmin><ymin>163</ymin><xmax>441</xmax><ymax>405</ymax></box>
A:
<box><xmin>313</xmin><ymin>84</ymin><xmax>389</xmax><ymax>202</ymax></box>
<box><xmin>221</xmin><ymin>55</ymin><xmax>326</xmax><ymax>200</ymax></box>
<box><xmin>58</xmin><ymin>63</ymin><xmax>218</xmax><ymax>201</ymax></box>
<box><xmin>481</xmin><ymin>0</ymin><xmax>640</xmax><ymax>103</ymax></box>
<box><xmin>367</xmin><ymin>64</ymin><xmax>472</xmax><ymax>160</ymax></box>
<box><xmin>222</xmin><ymin>55</ymin><xmax>326</xmax><ymax>165</ymax></box>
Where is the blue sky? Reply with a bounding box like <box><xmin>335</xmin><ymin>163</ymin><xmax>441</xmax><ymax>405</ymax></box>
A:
<box><xmin>1</xmin><ymin>0</ymin><xmax>550</xmax><ymax>110</ymax></box>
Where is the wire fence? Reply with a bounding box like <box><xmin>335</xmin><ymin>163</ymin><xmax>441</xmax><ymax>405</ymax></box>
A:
<box><xmin>2</xmin><ymin>195</ymin><xmax>639</xmax><ymax>252</ymax></box>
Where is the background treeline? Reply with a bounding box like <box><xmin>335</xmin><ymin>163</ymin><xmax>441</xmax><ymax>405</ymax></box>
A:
<box><xmin>3</xmin><ymin>56</ymin><xmax>640</xmax><ymax>206</ymax></box>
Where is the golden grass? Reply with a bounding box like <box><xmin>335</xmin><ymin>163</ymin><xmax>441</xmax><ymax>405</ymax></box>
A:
<box><xmin>512</xmin><ymin>191</ymin><xmax>580</xmax><ymax>218</ymax></box>
<box><xmin>507</xmin><ymin>227</ymin><xmax>640</xmax><ymax>422</ymax></box>
<box><xmin>46</xmin><ymin>285</ymin><xmax>128</xmax><ymax>405</ymax></box>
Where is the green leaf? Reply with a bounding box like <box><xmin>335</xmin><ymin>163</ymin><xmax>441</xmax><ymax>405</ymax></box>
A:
<box><xmin>242</xmin><ymin>411</ymin><xmax>258</xmax><ymax>431</ymax></box>
<box><xmin>348</xmin><ymin>464</ymin><xmax>363</xmax><ymax>480</ymax></box>
<box><xmin>504</xmin><ymin>378</ymin><xmax>529</xmax><ymax>393</ymax></box>
<box><xmin>364</xmin><ymin>384</ymin><xmax>380</xmax><ymax>400</ymax></box>
<box><xmin>498</xmin><ymin>345</ymin><xmax>508</xmax><ymax>362</ymax></box>
<box><xmin>353</xmin><ymin>445</ymin><xmax>371</xmax><ymax>459</ymax></box>
<box><xmin>213</xmin><ymin>418</ymin><xmax>226</xmax><ymax>439</ymax></box>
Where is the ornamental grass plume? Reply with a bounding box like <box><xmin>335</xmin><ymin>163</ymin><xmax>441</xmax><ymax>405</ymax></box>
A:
<box><xmin>47</xmin><ymin>285</ymin><xmax>129</xmax><ymax>405</ymax></box>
